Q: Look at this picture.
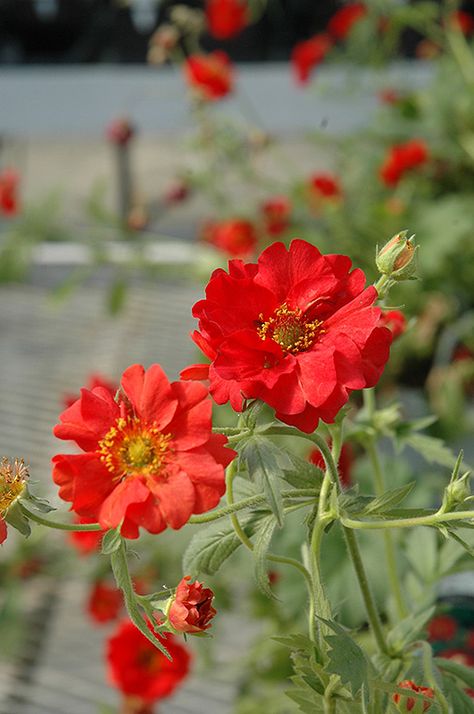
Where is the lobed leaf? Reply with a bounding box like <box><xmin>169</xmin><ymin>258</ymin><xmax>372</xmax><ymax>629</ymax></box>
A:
<box><xmin>240</xmin><ymin>435</ymin><xmax>285</xmax><ymax>526</ymax></box>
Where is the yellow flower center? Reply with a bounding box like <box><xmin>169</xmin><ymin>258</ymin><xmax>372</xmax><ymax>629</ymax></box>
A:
<box><xmin>0</xmin><ymin>458</ymin><xmax>28</xmax><ymax>515</ymax></box>
<box><xmin>98</xmin><ymin>417</ymin><xmax>172</xmax><ymax>479</ymax></box>
<box><xmin>257</xmin><ymin>303</ymin><xmax>323</xmax><ymax>355</ymax></box>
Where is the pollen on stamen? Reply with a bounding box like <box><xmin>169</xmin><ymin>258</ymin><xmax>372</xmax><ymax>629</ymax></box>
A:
<box><xmin>257</xmin><ymin>303</ymin><xmax>323</xmax><ymax>355</ymax></box>
<box><xmin>98</xmin><ymin>417</ymin><xmax>172</xmax><ymax>479</ymax></box>
<box><xmin>0</xmin><ymin>458</ymin><xmax>28</xmax><ymax>515</ymax></box>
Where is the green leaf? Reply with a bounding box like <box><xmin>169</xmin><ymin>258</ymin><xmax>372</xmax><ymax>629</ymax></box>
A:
<box><xmin>101</xmin><ymin>527</ymin><xmax>123</xmax><ymax>555</ymax></box>
<box><xmin>362</xmin><ymin>482</ymin><xmax>416</xmax><ymax>515</ymax></box>
<box><xmin>273</xmin><ymin>634</ymin><xmax>317</xmax><ymax>653</ymax></box>
<box><xmin>5</xmin><ymin>502</ymin><xmax>31</xmax><ymax>538</ymax></box>
<box><xmin>404</xmin><ymin>433</ymin><xmax>471</xmax><ymax>471</ymax></box>
<box><xmin>387</xmin><ymin>606</ymin><xmax>435</xmax><ymax>651</ymax></box>
<box><xmin>24</xmin><ymin>493</ymin><xmax>56</xmax><ymax>513</ymax></box>
<box><xmin>440</xmin><ymin>674</ymin><xmax>474</xmax><ymax>713</ymax></box>
<box><xmin>446</xmin><ymin>530</ymin><xmax>474</xmax><ymax>559</ymax></box>
<box><xmin>436</xmin><ymin>658</ymin><xmax>474</xmax><ymax>690</ymax></box>
<box><xmin>253</xmin><ymin>515</ymin><xmax>278</xmax><ymax>598</ymax></box>
<box><xmin>320</xmin><ymin>618</ymin><xmax>370</xmax><ymax>695</ymax></box>
<box><xmin>241</xmin><ymin>436</ymin><xmax>285</xmax><ymax>527</ymax></box>
<box><xmin>182</xmin><ymin>510</ymin><xmax>267</xmax><ymax>576</ymax></box>
<box><xmin>285</xmin><ymin>688</ymin><xmax>325</xmax><ymax>714</ymax></box>
<box><xmin>279</xmin><ymin>450</ymin><xmax>323</xmax><ymax>490</ymax></box>
<box><xmin>107</xmin><ymin>277</ymin><xmax>127</xmax><ymax>315</ymax></box>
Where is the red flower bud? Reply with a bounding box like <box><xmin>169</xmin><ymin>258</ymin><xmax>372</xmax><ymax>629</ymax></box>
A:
<box><xmin>168</xmin><ymin>576</ymin><xmax>216</xmax><ymax>633</ymax></box>
<box><xmin>184</xmin><ymin>51</ymin><xmax>234</xmax><ymax>101</ymax></box>
<box><xmin>393</xmin><ymin>680</ymin><xmax>434</xmax><ymax>712</ymax></box>
<box><xmin>205</xmin><ymin>0</ymin><xmax>249</xmax><ymax>40</ymax></box>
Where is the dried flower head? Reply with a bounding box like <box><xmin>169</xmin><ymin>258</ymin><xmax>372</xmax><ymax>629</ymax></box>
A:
<box><xmin>0</xmin><ymin>458</ymin><xmax>28</xmax><ymax>516</ymax></box>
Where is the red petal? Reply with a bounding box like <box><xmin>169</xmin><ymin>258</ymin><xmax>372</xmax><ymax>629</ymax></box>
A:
<box><xmin>0</xmin><ymin>518</ymin><xmax>7</xmax><ymax>544</ymax></box>
<box><xmin>121</xmin><ymin>364</ymin><xmax>178</xmax><ymax>428</ymax></box>
<box><xmin>52</xmin><ymin>453</ymin><xmax>116</xmax><ymax>517</ymax></box>
<box><xmin>54</xmin><ymin>387</ymin><xmax>120</xmax><ymax>451</ymax></box>
<box><xmin>167</xmin><ymin>380</ymin><xmax>212</xmax><ymax>450</ymax></box>
<box><xmin>255</xmin><ymin>240</ymin><xmax>323</xmax><ymax>305</ymax></box>
<box><xmin>180</xmin><ymin>363</ymin><xmax>210</xmax><ymax>381</ymax></box>
<box><xmin>99</xmin><ymin>478</ymin><xmax>150</xmax><ymax>531</ymax></box>
<box><xmin>123</xmin><ymin>494</ymin><xmax>167</xmax><ymax>536</ymax></box>
<box><xmin>151</xmin><ymin>471</ymin><xmax>195</xmax><ymax>529</ymax></box>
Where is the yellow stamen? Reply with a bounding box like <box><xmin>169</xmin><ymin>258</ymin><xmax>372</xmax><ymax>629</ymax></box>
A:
<box><xmin>0</xmin><ymin>458</ymin><xmax>28</xmax><ymax>515</ymax></box>
<box><xmin>257</xmin><ymin>303</ymin><xmax>323</xmax><ymax>355</ymax></box>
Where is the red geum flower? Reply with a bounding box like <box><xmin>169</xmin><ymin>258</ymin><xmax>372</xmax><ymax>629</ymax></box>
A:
<box><xmin>184</xmin><ymin>51</ymin><xmax>234</xmax><ymax>101</ymax></box>
<box><xmin>107</xmin><ymin>619</ymin><xmax>191</xmax><ymax>704</ymax></box>
<box><xmin>88</xmin><ymin>580</ymin><xmax>123</xmax><ymax>624</ymax></box>
<box><xmin>307</xmin><ymin>173</ymin><xmax>342</xmax><ymax>213</ymax></box>
<box><xmin>439</xmin><ymin>649</ymin><xmax>474</xmax><ymax>667</ymax></box>
<box><xmin>380</xmin><ymin>310</ymin><xmax>406</xmax><ymax>341</ymax></box>
<box><xmin>309</xmin><ymin>441</ymin><xmax>354</xmax><ymax>488</ymax></box>
<box><xmin>261</xmin><ymin>196</ymin><xmax>292</xmax><ymax>236</ymax></box>
<box><xmin>379</xmin><ymin>139</ymin><xmax>429</xmax><ymax>187</ymax></box>
<box><xmin>69</xmin><ymin>515</ymin><xmax>104</xmax><ymax>555</ymax></box>
<box><xmin>188</xmin><ymin>240</ymin><xmax>392</xmax><ymax>433</ymax></box>
<box><xmin>328</xmin><ymin>3</ymin><xmax>367</xmax><ymax>40</ymax></box>
<box><xmin>205</xmin><ymin>0</ymin><xmax>249</xmax><ymax>39</ymax></box>
<box><xmin>63</xmin><ymin>373</ymin><xmax>117</xmax><ymax>409</ymax></box>
<box><xmin>427</xmin><ymin>614</ymin><xmax>457</xmax><ymax>642</ymax></box>
<box><xmin>0</xmin><ymin>169</ymin><xmax>20</xmax><ymax>217</ymax></box>
<box><xmin>168</xmin><ymin>575</ymin><xmax>216</xmax><ymax>633</ymax></box>
<box><xmin>447</xmin><ymin>10</ymin><xmax>474</xmax><ymax>35</ymax></box>
<box><xmin>291</xmin><ymin>34</ymin><xmax>332</xmax><ymax>85</ymax></box>
<box><xmin>393</xmin><ymin>680</ymin><xmax>434</xmax><ymax>712</ymax></box>
<box><xmin>202</xmin><ymin>219</ymin><xmax>258</xmax><ymax>257</ymax></box>
<box><xmin>52</xmin><ymin>364</ymin><xmax>235</xmax><ymax>539</ymax></box>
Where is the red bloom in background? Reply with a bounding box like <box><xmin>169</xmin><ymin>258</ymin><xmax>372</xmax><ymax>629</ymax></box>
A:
<box><xmin>184</xmin><ymin>51</ymin><xmax>234</xmax><ymax>101</ymax></box>
<box><xmin>63</xmin><ymin>373</ymin><xmax>117</xmax><ymax>409</ymax></box>
<box><xmin>328</xmin><ymin>3</ymin><xmax>367</xmax><ymax>40</ymax></box>
<box><xmin>380</xmin><ymin>310</ymin><xmax>406</xmax><ymax>341</ymax></box>
<box><xmin>107</xmin><ymin>620</ymin><xmax>191</xmax><ymax>704</ymax></box>
<box><xmin>378</xmin><ymin>88</ymin><xmax>401</xmax><ymax>105</ymax></box>
<box><xmin>202</xmin><ymin>219</ymin><xmax>258</xmax><ymax>256</ymax></box>
<box><xmin>379</xmin><ymin>140</ymin><xmax>429</xmax><ymax>187</ymax></box>
<box><xmin>0</xmin><ymin>169</ymin><xmax>20</xmax><ymax>217</ymax></box>
<box><xmin>88</xmin><ymin>580</ymin><xmax>123</xmax><ymax>624</ymax></box>
<box><xmin>169</xmin><ymin>576</ymin><xmax>216</xmax><ymax>633</ymax></box>
<box><xmin>53</xmin><ymin>364</ymin><xmax>235</xmax><ymax>539</ymax></box>
<box><xmin>447</xmin><ymin>10</ymin><xmax>474</xmax><ymax>35</ymax></box>
<box><xmin>427</xmin><ymin>614</ymin><xmax>457</xmax><ymax>642</ymax></box>
<box><xmin>393</xmin><ymin>680</ymin><xmax>434</xmax><ymax>712</ymax></box>
<box><xmin>261</xmin><ymin>196</ymin><xmax>292</xmax><ymax>236</ymax></box>
<box><xmin>69</xmin><ymin>515</ymin><xmax>104</xmax><ymax>555</ymax></box>
<box><xmin>291</xmin><ymin>34</ymin><xmax>332</xmax><ymax>84</ymax></box>
<box><xmin>188</xmin><ymin>240</ymin><xmax>391</xmax><ymax>433</ymax></box>
<box><xmin>206</xmin><ymin>0</ymin><xmax>249</xmax><ymax>39</ymax></box>
<box><xmin>106</xmin><ymin>118</ymin><xmax>135</xmax><ymax>146</ymax></box>
<box><xmin>309</xmin><ymin>441</ymin><xmax>354</xmax><ymax>488</ymax></box>
<box><xmin>307</xmin><ymin>173</ymin><xmax>342</xmax><ymax>212</ymax></box>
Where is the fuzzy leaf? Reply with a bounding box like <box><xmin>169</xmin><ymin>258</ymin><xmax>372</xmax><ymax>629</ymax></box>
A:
<box><xmin>440</xmin><ymin>674</ymin><xmax>474</xmax><ymax>713</ymax></box>
<box><xmin>279</xmin><ymin>451</ymin><xmax>324</xmax><ymax>490</ymax></box>
<box><xmin>404</xmin><ymin>433</ymin><xmax>471</xmax><ymax>471</ymax></box>
<box><xmin>253</xmin><ymin>515</ymin><xmax>278</xmax><ymax>598</ymax></box>
<box><xmin>362</xmin><ymin>482</ymin><xmax>415</xmax><ymax>515</ymax></box>
<box><xmin>387</xmin><ymin>606</ymin><xmax>435</xmax><ymax>651</ymax></box>
<box><xmin>320</xmin><ymin>618</ymin><xmax>370</xmax><ymax>695</ymax></box>
<box><xmin>101</xmin><ymin>527</ymin><xmax>123</xmax><ymax>555</ymax></box>
<box><xmin>24</xmin><ymin>493</ymin><xmax>56</xmax><ymax>513</ymax></box>
<box><xmin>285</xmin><ymin>688</ymin><xmax>325</xmax><ymax>713</ymax></box>
<box><xmin>436</xmin><ymin>658</ymin><xmax>474</xmax><ymax>690</ymax></box>
<box><xmin>241</xmin><ymin>436</ymin><xmax>285</xmax><ymax>527</ymax></box>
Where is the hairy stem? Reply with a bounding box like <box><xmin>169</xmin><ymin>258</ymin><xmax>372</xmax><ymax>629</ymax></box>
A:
<box><xmin>19</xmin><ymin>502</ymin><xmax>102</xmax><ymax>531</ymax></box>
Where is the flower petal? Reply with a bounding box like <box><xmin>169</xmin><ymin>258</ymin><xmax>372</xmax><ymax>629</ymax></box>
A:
<box><xmin>99</xmin><ymin>477</ymin><xmax>150</xmax><ymax>531</ymax></box>
<box><xmin>121</xmin><ymin>364</ymin><xmax>178</xmax><ymax>427</ymax></box>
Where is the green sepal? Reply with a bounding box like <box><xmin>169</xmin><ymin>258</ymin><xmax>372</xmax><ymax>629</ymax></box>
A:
<box><xmin>101</xmin><ymin>526</ymin><xmax>122</xmax><ymax>555</ymax></box>
<box><xmin>5</xmin><ymin>501</ymin><xmax>31</xmax><ymax>537</ymax></box>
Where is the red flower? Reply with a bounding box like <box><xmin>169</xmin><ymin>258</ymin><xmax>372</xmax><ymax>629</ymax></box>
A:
<box><xmin>69</xmin><ymin>515</ymin><xmax>104</xmax><ymax>555</ymax></box>
<box><xmin>466</xmin><ymin>688</ymin><xmax>474</xmax><ymax>699</ymax></box>
<box><xmin>202</xmin><ymin>219</ymin><xmax>258</xmax><ymax>257</ymax></box>
<box><xmin>164</xmin><ymin>179</ymin><xmax>191</xmax><ymax>204</ymax></box>
<box><xmin>261</xmin><ymin>196</ymin><xmax>292</xmax><ymax>236</ymax></box>
<box><xmin>309</xmin><ymin>441</ymin><xmax>354</xmax><ymax>488</ymax></box>
<box><xmin>107</xmin><ymin>619</ymin><xmax>191</xmax><ymax>704</ymax></box>
<box><xmin>427</xmin><ymin>614</ymin><xmax>457</xmax><ymax>642</ymax></box>
<box><xmin>380</xmin><ymin>310</ymin><xmax>406</xmax><ymax>341</ymax></box>
<box><xmin>184</xmin><ymin>51</ymin><xmax>234</xmax><ymax>101</ymax></box>
<box><xmin>53</xmin><ymin>364</ymin><xmax>235</xmax><ymax>539</ymax></box>
<box><xmin>393</xmin><ymin>680</ymin><xmax>433</xmax><ymax>712</ymax></box>
<box><xmin>168</xmin><ymin>576</ymin><xmax>216</xmax><ymax>633</ymax></box>
<box><xmin>88</xmin><ymin>580</ymin><xmax>123</xmax><ymax>624</ymax></box>
<box><xmin>439</xmin><ymin>648</ymin><xmax>474</xmax><ymax>667</ymax></box>
<box><xmin>379</xmin><ymin>140</ymin><xmax>429</xmax><ymax>187</ymax></box>
<box><xmin>0</xmin><ymin>169</ymin><xmax>20</xmax><ymax>217</ymax></box>
<box><xmin>378</xmin><ymin>88</ymin><xmax>401</xmax><ymax>105</ymax></box>
<box><xmin>188</xmin><ymin>240</ymin><xmax>392</xmax><ymax>433</ymax></box>
<box><xmin>63</xmin><ymin>373</ymin><xmax>117</xmax><ymax>409</ymax></box>
<box><xmin>291</xmin><ymin>34</ymin><xmax>332</xmax><ymax>85</ymax></box>
<box><xmin>106</xmin><ymin>118</ymin><xmax>135</xmax><ymax>146</ymax></box>
<box><xmin>308</xmin><ymin>173</ymin><xmax>342</xmax><ymax>208</ymax></box>
<box><xmin>0</xmin><ymin>517</ymin><xmax>6</xmax><ymax>545</ymax></box>
<box><xmin>328</xmin><ymin>3</ymin><xmax>367</xmax><ymax>40</ymax></box>
<box><xmin>205</xmin><ymin>0</ymin><xmax>249</xmax><ymax>39</ymax></box>
<box><xmin>447</xmin><ymin>11</ymin><xmax>474</xmax><ymax>35</ymax></box>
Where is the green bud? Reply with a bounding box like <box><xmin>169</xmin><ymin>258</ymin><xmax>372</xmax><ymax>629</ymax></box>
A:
<box><xmin>376</xmin><ymin>231</ymin><xmax>418</xmax><ymax>281</ymax></box>
<box><xmin>442</xmin><ymin>471</ymin><xmax>471</xmax><ymax>512</ymax></box>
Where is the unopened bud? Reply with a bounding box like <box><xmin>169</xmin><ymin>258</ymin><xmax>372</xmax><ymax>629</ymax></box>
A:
<box><xmin>376</xmin><ymin>231</ymin><xmax>418</xmax><ymax>281</ymax></box>
<box><xmin>393</xmin><ymin>680</ymin><xmax>434</xmax><ymax>712</ymax></box>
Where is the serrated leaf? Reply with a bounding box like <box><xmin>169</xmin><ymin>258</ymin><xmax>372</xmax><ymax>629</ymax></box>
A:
<box><xmin>436</xmin><ymin>658</ymin><xmax>474</xmax><ymax>690</ymax></box>
<box><xmin>279</xmin><ymin>451</ymin><xmax>324</xmax><ymax>490</ymax></box>
<box><xmin>273</xmin><ymin>634</ymin><xmax>317</xmax><ymax>653</ymax></box>
<box><xmin>182</xmin><ymin>510</ymin><xmax>267</xmax><ymax>576</ymax></box>
<box><xmin>101</xmin><ymin>527</ymin><xmax>122</xmax><ymax>555</ymax></box>
<box><xmin>446</xmin><ymin>530</ymin><xmax>474</xmax><ymax>559</ymax></box>
<box><xmin>24</xmin><ymin>493</ymin><xmax>56</xmax><ymax>513</ymax></box>
<box><xmin>440</xmin><ymin>673</ymin><xmax>474</xmax><ymax>713</ymax></box>
<box><xmin>363</xmin><ymin>482</ymin><xmax>415</xmax><ymax>515</ymax></box>
<box><xmin>240</xmin><ymin>436</ymin><xmax>285</xmax><ymax>527</ymax></box>
<box><xmin>404</xmin><ymin>433</ymin><xmax>471</xmax><ymax>471</ymax></box>
<box><xmin>285</xmin><ymin>688</ymin><xmax>325</xmax><ymax>714</ymax></box>
<box><xmin>319</xmin><ymin>618</ymin><xmax>370</xmax><ymax>695</ymax></box>
<box><xmin>253</xmin><ymin>515</ymin><xmax>278</xmax><ymax>598</ymax></box>
<box><xmin>387</xmin><ymin>606</ymin><xmax>435</xmax><ymax>651</ymax></box>
<box><xmin>5</xmin><ymin>502</ymin><xmax>31</xmax><ymax>538</ymax></box>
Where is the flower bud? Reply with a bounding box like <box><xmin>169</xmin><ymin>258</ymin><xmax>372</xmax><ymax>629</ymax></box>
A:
<box><xmin>168</xmin><ymin>575</ymin><xmax>216</xmax><ymax>633</ymax></box>
<box><xmin>442</xmin><ymin>470</ymin><xmax>471</xmax><ymax>512</ymax></box>
<box><xmin>393</xmin><ymin>680</ymin><xmax>434</xmax><ymax>712</ymax></box>
<box><xmin>376</xmin><ymin>231</ymin><xmax>418</xmax><ymax>281</ymax></box>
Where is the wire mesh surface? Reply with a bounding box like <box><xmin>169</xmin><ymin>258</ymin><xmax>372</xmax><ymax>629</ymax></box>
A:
<box><xmin>0</xmin><ymin>277</ymin><xmax>251</xmax><ymax>713</ymax></box>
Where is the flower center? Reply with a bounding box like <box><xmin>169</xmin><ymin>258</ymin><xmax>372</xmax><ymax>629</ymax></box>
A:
<box><xmin>0</xmin><ymin>458</ymin><xmax>28</xmax><ymax>515</ymax></box>
<box><xmin>98</xmin><ymin>417</ymin><xmax>172</xmax><ymax>479</ymax></box>
<box><xmin>257</xmin><ymin>303</ymin><xmax>323</xmax><ymax>355</ymax></box>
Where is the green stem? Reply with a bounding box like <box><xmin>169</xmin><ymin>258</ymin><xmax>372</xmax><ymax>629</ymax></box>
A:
<box><xmin>373</xmin><ymin>273</ymin><xmax>393</xmax><ymax>300</ymax></box>
<box><xmin>342</xmin><ymin>510</ymin><xmax>474</xmax><ymax>530</ymax></box>
<box><xmin>19</xmin><ymin>502</ymin><xmax>102</xmax><ymax>531</ymax></box>
<box><xmin>188</xmin><ymin>489</ymin><xmax>317</xmax><ymax>524</ymax></box>
<box><xmin>420</xmin><ymin>642</ymin><xmax>450</xmax><ymax>714</ymax></box>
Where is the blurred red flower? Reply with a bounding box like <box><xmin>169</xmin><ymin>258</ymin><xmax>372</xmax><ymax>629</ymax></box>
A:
<box><xmin>106</xmin><ymin>118</ymin><xmax>135</xmax><ymax>146</ymax></box>
<box><xmin>291</xmin><ymin>34</ymin><xmax>332</xmax><ymax>84</ymax></box>
<box><xmin>438</xmin><ymin>648</ymin><xmax>474</xmax><ymax>667</ymax></box>
<box><xmin>63</xmin><ymin>373</ymin><xmax>117</xmax><ymax>409</ymax></box>
<box><xmin>0</xmin><ymin>169</ymin><xmax>20</xmax><ymax>217</ymax></box>
<box><xmin>202</xmin><ymin>219</ymin><xmax>258</xmax><ymax>256</ymax></box>
<box><xmin>447</xmin><ymin>10</ymin><xmax>474</xmax><ymax>35</ymax></box>
<box><xmin>188</xmin><ymin>239</ymin><xmax>391</xmax><ymax>433</ymax></box>
<box><xmin>206</xmin><ymin>0</ymin><xmax>248</xmax><ymax>39</ymax></box>
<box><xmin>309</xmin><ymin>173</ymin><xmax>342</xmax><ymax>201</ymax></box>
<box><xmin>427</xmin><ymin>614</ymin><xmax>457</xmax><ymax>642</ymax></box>
<box><xmin>88</xmin><ymin>580</ymin><xmax>123</xmax><ymax>624</ymax></box>
<box><xmin>69</xmin><ymin>515</ymin><xmax>104</xmax><ymax>555</ymax></box>
<box><xmin>379</xmin><ymin>139</ymin><xmax>429</xmax><ymax>187</ymax></box>
<box><xmin>107</xmin><ymin>620</ymin><xmax>191</xmax><ymax>704</ymax></box>
<box><xmin>309</xmin><ymin>441</ymin><xmax>354</xmax><ymax>488</ymax></box>
<box><xmin>328</xmin><ymin>3</ymin><xmax>367</xmax><ymax>40</ymax></box>
<box><xmin>184</xmin><ymin>51</ymin><xmax>234</xmax><ymax>100</ymax></box>
<box><xmin>169</xmin><ymin>576</ymin><xmax>216</xmax><ymax>633</ymax></box>
<box><xmin>380</xmin><ymin>310</ymin><xmax>406</xmax><ymax>341</ymax></box>
<box><xmin>0</xmin><ymin>518</ymin><xmax>6</xmax><ymax>545</ymax></box>
<box><xmin>393</xmin><ymin>680</ymin><xmax>433</xmax><ymax>712</ymax></box>
<box><xmin>261</xmin><ymin>196</ymin><xmax>292</xmax><ymax>236</ymax></box>
<box><xmin>53</xmin><ymin>364</ymin><xmax>235</xmax><ymax>538</ymax></box>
